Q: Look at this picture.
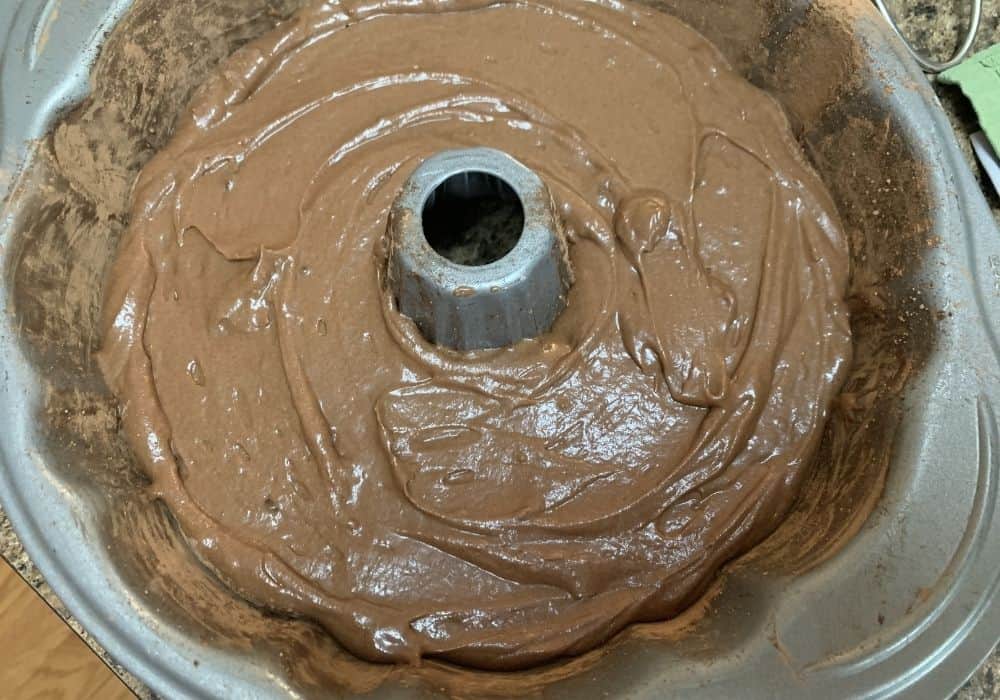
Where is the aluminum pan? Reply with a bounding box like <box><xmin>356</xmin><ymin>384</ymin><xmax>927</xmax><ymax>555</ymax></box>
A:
<box><xmin>1</xmin><ymin>1</ymin><xmax>998</xmax><ymax>698</ymax></box>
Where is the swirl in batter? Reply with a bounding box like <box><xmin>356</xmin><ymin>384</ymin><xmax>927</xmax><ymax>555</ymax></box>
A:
<box><xmin>99</xmin><ymin>0</ymin><xmax>852</xmax><ymax>670</ymax></box>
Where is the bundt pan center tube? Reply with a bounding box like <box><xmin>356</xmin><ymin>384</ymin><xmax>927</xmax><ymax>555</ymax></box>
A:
<box><xmin>388</xmin><ymin>147</ymin><xmax>572</xmax><ymax>351</ymax></box>
<box><xmin>0</xmin><ymin>0</ymin><xmax>998</xmax><ymax>698</ymax></box>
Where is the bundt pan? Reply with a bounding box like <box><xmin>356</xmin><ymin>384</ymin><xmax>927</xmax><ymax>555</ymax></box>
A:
<box><xmin>1</xmin><ymin>0</ymin><xmax>998</xmax><ymax>697</ymax></box>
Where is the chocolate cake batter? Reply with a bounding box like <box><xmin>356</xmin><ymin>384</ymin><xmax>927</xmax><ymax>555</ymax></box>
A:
<box><xmin>99</xmin><ymin>0</ymin><xmax>852</xmax><ymax>670</ymax></box>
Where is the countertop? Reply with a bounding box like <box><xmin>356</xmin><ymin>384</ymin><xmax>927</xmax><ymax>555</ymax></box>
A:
<box><xmin>0</xmin><ymin>1</ymin><xmax>998</xmax><ymax>698</ymax></box>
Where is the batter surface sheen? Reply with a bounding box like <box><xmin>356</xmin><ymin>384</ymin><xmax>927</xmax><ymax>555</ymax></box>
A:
<box><xmin>99</xmin><ymin>0</ymin><xmax>852</xmax><ymax>670</ymax></box>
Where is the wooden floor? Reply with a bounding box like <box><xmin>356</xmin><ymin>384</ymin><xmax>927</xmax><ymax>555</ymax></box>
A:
<box><xmin>0</xmin><ymin>560</ymin><xmax>133</xmax><ymax>699</ymax></box>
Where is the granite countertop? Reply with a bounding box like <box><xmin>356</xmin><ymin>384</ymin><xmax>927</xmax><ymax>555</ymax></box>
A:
<box><xmin>1</xmin><ymin>1</ymin><xmax>998</xmax><ymax>698</ymax></box>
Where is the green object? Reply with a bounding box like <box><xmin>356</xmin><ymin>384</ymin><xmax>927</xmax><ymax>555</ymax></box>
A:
<box><xmin>940</xmin><ymin>43</ymin><xmax>1000</xmax><ymax>153</ymax></box>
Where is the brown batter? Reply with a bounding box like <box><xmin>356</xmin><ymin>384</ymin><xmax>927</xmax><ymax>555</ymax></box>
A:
<box><xmin>98</xmin><ymin>0</ymin><xmax>851</xmax><ymax>670</ymax></box>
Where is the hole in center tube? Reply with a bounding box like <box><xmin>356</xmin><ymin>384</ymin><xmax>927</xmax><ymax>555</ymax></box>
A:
<box><xmin>421</xmin><ymin>171</ymin><xmax>525</xmax><ymax>266</ymax></box>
